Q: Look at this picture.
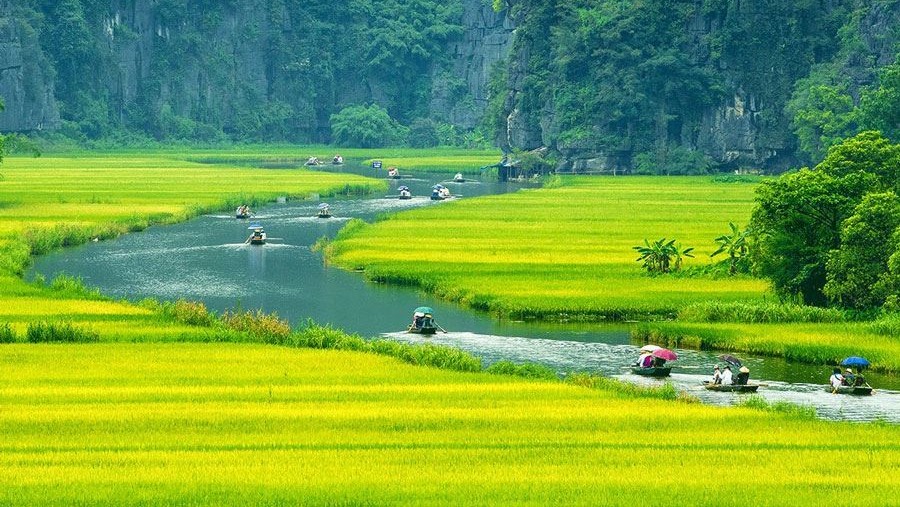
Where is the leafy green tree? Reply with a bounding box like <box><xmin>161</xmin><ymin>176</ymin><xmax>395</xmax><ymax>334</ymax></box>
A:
<box><xmin>330</xmin><ymin>104</ymin><xmax>407</xmax><ymax>148</ymax></box>
<box><xmin>408</xmin><ymin>118</ymin><xmax>440</xmax><ymax>148</ymax></box>
<box><xmin>786</xmin><ymin>77</ymin><xmax>857</xmax><ymax>162</ymax></box>
<box><xmin>750</xmin><ymin>169</ymin><xmax>876</xmax><ymax>305</ymax></box>
<box><xmin>751</xmin><ymin>132</ymin><xmax>900</xmax><ymax>305</ymax></box>
<box><xmin>824</xmin><ymin>192</ymin><xmax>900</xmax><ymax>309</ymax></box>
<box><xmin>711</xmin><ymin>222</ymin><xmax>751</xmax><ymax>275</ymax></box>
<box><xmin>633</xmin><ymin>238</ymin><xmax>694</xmax><ymax>274</ymax></box>
<box><xmin>858</xmin><ymin>58</ymin><xmax>900</xmax><ymax>142</ymax></box>
<box><xmin>816</xmin><ymin>130</ymin><xmax>900</xmax><ymax>186</ymax></box>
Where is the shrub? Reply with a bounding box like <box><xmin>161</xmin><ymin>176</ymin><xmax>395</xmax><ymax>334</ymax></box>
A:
<box><xmin>485</xmin><ymin>360</ymin><xmax>558</xmax><ymax>380</ymax></box>
<box><xmin>26</xmin><ymin>321</ymin><xmax>99</xmax><ymax>343</ymax></box>
<box><xmin>220</xmin><ymin>309</ymin><xmax>292</xmax><ymax>345</ymax></box>
<box><xmin>0</xmin><ymin>323</ymin><xmax>17</xmax><ymax>344</ymax></box>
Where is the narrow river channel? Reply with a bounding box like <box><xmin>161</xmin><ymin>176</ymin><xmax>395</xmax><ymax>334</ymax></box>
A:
<box><xmin>31</xmin><ymin>161</ymin><xmax>900</xmax><ymax>422</ymax></box>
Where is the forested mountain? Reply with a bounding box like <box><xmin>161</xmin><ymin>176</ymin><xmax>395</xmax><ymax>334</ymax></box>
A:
<box><xmin>0</xmin><ymin>0</ymin><xmax>897</xmax><ymax>172</ymax></box>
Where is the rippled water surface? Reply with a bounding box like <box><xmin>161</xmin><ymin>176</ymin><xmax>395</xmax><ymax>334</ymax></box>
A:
<box><xmin>31</xmin><ymin>163</ymin><xmax>899</xmax><ymax>422</ymax></box>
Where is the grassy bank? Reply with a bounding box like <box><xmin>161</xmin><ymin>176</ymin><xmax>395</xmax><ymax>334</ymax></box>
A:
<box><xmin>0</xmin><ymin>153</ymin><xmax>385</xmax><ymax>334</ymax></box>
<box><xmin>1</xmin><ymin>343</ymin><xmax>897</xmax><ymax>505</ymax></box>
<box><xmin>328</xmin><ymin>175</ymin><xmax>768</xmax><ymax>319</ymax></box>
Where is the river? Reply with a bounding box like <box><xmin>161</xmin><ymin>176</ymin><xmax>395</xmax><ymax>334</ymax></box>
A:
<box><xmin>30</xmin><ymin>161</ymin><xmax>900</xmax><ymax>422</ymax></box>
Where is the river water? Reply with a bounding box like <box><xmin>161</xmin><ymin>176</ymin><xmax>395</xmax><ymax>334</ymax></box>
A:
<box><xmin>30</xmin><ymin>162</ymin><xmax>899</xmax><ymax>422</ymax></box>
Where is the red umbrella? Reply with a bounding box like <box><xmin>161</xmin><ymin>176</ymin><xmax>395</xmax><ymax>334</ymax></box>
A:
<box><xmin>651</xmin><ymin>348</ymin><xmax>678</xmax><ymax>361</ymax></box>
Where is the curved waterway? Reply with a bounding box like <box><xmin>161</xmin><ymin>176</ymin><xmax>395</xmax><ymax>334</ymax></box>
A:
<box><xmin>31</xmin><ymin>163</ymin><xmax>899</xmax><ymax>422</ymax></box>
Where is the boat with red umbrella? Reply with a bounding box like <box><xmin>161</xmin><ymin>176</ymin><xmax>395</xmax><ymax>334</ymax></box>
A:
<box><xmin>631</xmin><ymin>347</ymin><xmax>677</xmax><ymax>377</ymax></box>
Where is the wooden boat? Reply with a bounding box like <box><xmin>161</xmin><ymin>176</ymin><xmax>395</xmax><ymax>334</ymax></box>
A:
<box><xmin>453</xmin><ymin>173</ymin><xmax>465</xmax><ymax>183</ymax></box>
<box><xmin>247</xmin><ymin>224</ymin><xmax>266</xmax><ymax>245</ymax></box>
<box><xmin>317</xmin><ymin>210</ymin><xmax>332</xmax><ymax>218</ymax></box>
<box><xmin>702</xmin><ymin>381</ymin><xmax>759</xmax><ymax>393</ymax></box>
<box><xmin>387</xmin><ymin>167</ymin><xmax>400</xmax><ymax>179</ymax></box>
<box><xmin>248</xmin><ymin>231</ymin><xmax>266</xmax><ymax>245</ymax></box>
<box><xmin>631</xmin><ymin>366</ymin><xmax>671</xmax><ymax>377</ymax></box>
<box><xmin>236</xmin><ymin>212</ymin><xmax>251</xmax><ymax>219</ymax></box>
<box><xmin>827</xmin><ymin>385</ymin><xmax>873</xmax><ymax>396</ymax></box>
<box><xmin>407</xmin><ymin>323</ymin><xmax>437</xmax><ymax>335</ymax></box>
<box><xmin>398</xmin><ymin>186</ymin><xmax>412</xmax><ymax>200</ymax></box>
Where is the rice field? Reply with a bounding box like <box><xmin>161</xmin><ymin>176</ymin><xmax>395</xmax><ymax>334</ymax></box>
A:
<box><xmin>636</xmin><ymin>320</ymin><xmax>900</xmax><ymax>373</ymax></box>
<box><xmin>329</xmin><ymin>175</ymin><xmax>770</xmax><ymax>319</ymax></box>
<box><xmin>0</xmin><ymin>343</ymin><xmax>897</xmax><ymax>506</ymax></box>
<box><xmin>0</xmin><ymin>153</ymin><xmax>385</xmax><ymax>335</ymax></box>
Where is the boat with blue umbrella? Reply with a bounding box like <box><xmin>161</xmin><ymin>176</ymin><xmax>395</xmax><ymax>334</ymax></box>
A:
<box><xmin>398</xmin><ymin>186</ymin><xmax>412</xmax><ymax>200</ymax></box>
<box><xmin>828</xmin><ymin>356</ymin><xmax>874</xmax><ymax>395</ymax></box>
<box><xmin>407</xmin><ymin>306</ymin><xmax>443</xmax><ymax>334</ymax></box>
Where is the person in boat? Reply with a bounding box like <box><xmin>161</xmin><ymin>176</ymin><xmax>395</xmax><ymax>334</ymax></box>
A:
<box><xmin>651</xmin><ymin>356</ymin><xmax>666</xmax><ymax>368</ymax></box>
<box><xmin>412</xmin><ymin>311</ymin><xmax>425</xmax><ymax>329</ymax></box>
<box><xmin>711</xmin><ymin>365</ymin><xmax>722</xmax><ymax>384</ymax></box>
<box><xmin>735</xmin><ymin>366</ymin><xmax>750</xmax><ymax>385</ymax></box>
<box><xmin>454</xmin><ymin>172</ymin><xmax>464</xmax><ymax>181</ymax></box>
<box><xmin>720</xmin><ymin>365</ymin><xmax>733</xmax><ymax>385</ymax></box>
<box><xmin>333</xmin><ymin>154</ymin><xmax>343</xmax><ymax>164</ymax></box>
<box><xmin>306</xmin><ymin>156</ymin><xmax>319</xmax><ymax>165</ymax></box>
<box><xmin>636</xmin><ymin>353</ymin><xmax>653</xmax><ymax>368</ymax></box>
<box><xmin>841</xmin><ymin>368</ymin><xmax>856</xmax><ymax>386</ymax></box>
<box><xmin>850</xmin><ymin>368</ymin><xmax>867</xmax><ymax>387</ymax></box>
<box><xmin>829</xmin><ymin>367</ymin><xmax>844</xmax><ymax>390</ymax></box>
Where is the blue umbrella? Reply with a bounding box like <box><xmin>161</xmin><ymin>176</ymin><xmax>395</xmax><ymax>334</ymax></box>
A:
<box><xmin>840</xmin><ymin>356</ymin><xmax>871</xmax><ymax>369</ymax></box>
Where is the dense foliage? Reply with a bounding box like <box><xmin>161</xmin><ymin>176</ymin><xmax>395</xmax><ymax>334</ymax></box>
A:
<box><xmin>493</xmin><ymin>0</ymin><xmax>896</xmax><ymax>171</ymax></box>
<box><xmin>751</xmin><ymin>131</ymin><xmax>900</xmax><ymax>308</ymax></box>
<box><xmin>11</xmin><ymin>0</ymin><xmax>464</xmax><ymax>144</ymax></box>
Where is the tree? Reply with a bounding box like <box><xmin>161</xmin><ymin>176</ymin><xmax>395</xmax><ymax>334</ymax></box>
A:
<box><xmin>710</xmin><ymin>222</ymin><xmax>750</xmax><ymax>275</ymax></box>
<box><xmin>751</xmin><ymin>132</ymin><xmax>900</xmax><ymax>305</ymax></box>
<box><xmin>633</xmin><ymin>238</ymin><xmax>694</xmax><ymax>274</ymax></box>
<box><xmin>750</xmin><ymin>168</ymin><xmax>876</xmax><ymax>305</ymax></box>
<box><xmin>330</xmin><ymin>104</ymin><xmax>407</xmax><ymax>148</ymax></box>
<box><xmin>786</xmin><ymin>79</ymin><xmax>857</xmax><ymax>162</ymax></box>
<box><xmin>824</xmin><ymin>192</ymin><xmax>900</xmax><ymax>308</ymax></box>
<box><xmin>858</xmin><ymin>58</ymin><xmax>900</xmax><ymax>142</ymax></box>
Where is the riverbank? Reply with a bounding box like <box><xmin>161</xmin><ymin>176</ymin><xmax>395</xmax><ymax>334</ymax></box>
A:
<box><xmin>2</xmin><ymin>342</ymin><xmax>897</xmax><ymax>505</ymax></box>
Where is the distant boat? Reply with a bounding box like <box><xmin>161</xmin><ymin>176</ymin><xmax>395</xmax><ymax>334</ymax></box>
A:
<box><xmin>453</xmin><ymin>173</ymin><xmax>465</xmax><ymax>183</ymax></box>
<box><xmin>388</xmin><ymin>167</ymin><xmax>400</xmax><ymax>179</ymax></box>
<box><xmin>235</xmin><ymin>206</ymin><xmax>252</xmax><ymax>219</ymax></box>
<box><xmin>246</xmin><ymin>224</ymin><xmax>266</xmax><ymax>245</ymax></box>
<box><xmin>398</xmin><ymin>186</ymin><xmax>412</xmax><ymax>200</ymax></box>
<box><xmin>317</xmin><ymin>203</ymin><xmax>332</xmax><ymax>218</ymax></box>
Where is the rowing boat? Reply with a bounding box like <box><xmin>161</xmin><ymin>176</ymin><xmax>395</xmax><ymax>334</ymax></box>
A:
<box><xmin>702</xmin><ymin>381</ymin><xmax>759</xmax><ymax>392</ymax></box>
<box><xmin>631</xmin><ymin>366</ymin><xmax>671</xmax><ymax>377</ymax></box>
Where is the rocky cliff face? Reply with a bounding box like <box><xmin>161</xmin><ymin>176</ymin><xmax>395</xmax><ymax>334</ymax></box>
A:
<box><xmin>430</xmin><ymin>0</ymin><xmax>514</xmax><ymax>128</ymax></box>
<box><xmin>499</xmin><ymin>1</ymin><xmax>900</xmax><ymax>173</ymax></box>
<box><xmin>0</xmin><ymin>2</ymin><xmax>59</xmax><ymax>132</ymax></box>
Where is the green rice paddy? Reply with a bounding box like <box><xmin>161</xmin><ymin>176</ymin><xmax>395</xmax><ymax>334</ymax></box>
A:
<box><xmin>329</xmin><ymin>175</ymin><xmax>769</xmax><ymax>318</ymax></box>
<box><xmin>1</xmin><ymin>343</ymin><xmax>897</xmax><ymax>505</ymax></box>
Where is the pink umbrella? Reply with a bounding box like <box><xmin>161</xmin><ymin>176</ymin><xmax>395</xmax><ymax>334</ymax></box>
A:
<box><xmin>651</xmin><ymin>348</ymin><xmax>678</xmax><ymax>361</ymax></box>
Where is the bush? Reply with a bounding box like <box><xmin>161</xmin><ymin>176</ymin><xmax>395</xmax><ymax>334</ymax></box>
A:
<box><xmin>220</xmin><ymin>308</ymin><xmax>292</xmax><ymax>344</ymax></box>
<box><xmin>485</xmin><ymin>360</ymin><xmax>558</xmax><ymax>380</ymax></box>
<box><xmin>330</xmin><ymin>104</ymin><xmax>408</xmax><ymax>148</ymax></box>
<box><xmin>0</xmin><ymin>323</ymin><xmax>17</xmax><ymax>344</ymax></box>
<box><xmin>26</xmin><ymin>321</ymin><xmax>99</xmax><ymax>343</ymax></box>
